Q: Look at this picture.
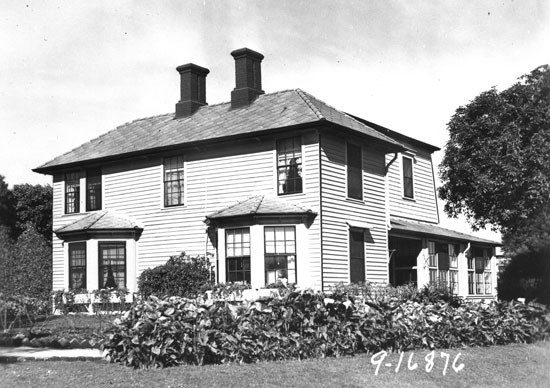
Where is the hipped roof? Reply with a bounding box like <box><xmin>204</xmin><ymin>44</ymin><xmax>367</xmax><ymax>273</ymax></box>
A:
<box><xmin>206</xmin><ymin>195</ymin><xmax>315</xmax><ymax>221</ymax></box>
<box><xmin>34</xmin><ymin>89</ymin><xmax>405</xmax><ymax>174</ymax></box>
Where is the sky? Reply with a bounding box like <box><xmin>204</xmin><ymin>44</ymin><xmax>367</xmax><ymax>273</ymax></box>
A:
<box><xmin>1</xmin><ymin>0</ymin><xmax>548</xmax><ymax>241</ymax></box>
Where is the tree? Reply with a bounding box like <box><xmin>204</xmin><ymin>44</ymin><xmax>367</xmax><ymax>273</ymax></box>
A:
<box><xmin>13</xmin><ymin>183</ymin><xmax>53</xmax><ymax>242</ymax></box>
<box><xmin>439</xmin><ymin>65</ymin><xmax>550</xmax><ymax>255</ymax></box>
<box><xmin>0</xmin><ymin>175</ymin><xmax>16</xmax><ymax>237</ymax></box>
<box><xmin>0</xmin><ymin>227</ymin><xmax>52</xmax><ymax>299</ymax></box>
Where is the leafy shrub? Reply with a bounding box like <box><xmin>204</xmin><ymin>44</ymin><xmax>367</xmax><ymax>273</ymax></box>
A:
<box><xmin>0</xmin><ymin>293</ymin><xmax>51</xmax><ymax>331</ymax></box>
<box><xmin>103</xmin><ymin>291</ymin><xmax>550</xmax><ymax>369</ymax></box>
<box><xmin>138</xmin><ymin>253</ymin><xmax>212</xmax><ymax>298</ymax></box>
<box><xmin>201</xmin><ymin>282</ymin><xmax>251</xmax><ymax>300</ymax></box>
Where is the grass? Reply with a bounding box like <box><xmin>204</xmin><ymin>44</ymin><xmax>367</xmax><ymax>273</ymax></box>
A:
<box><xmin>2</xmin><ymin>341</ymin><xmax>549</xmax><ymax>388</ymax></box>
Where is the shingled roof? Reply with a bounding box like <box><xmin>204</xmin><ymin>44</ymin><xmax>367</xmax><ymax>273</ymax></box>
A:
<box><xmin>34</xmin><ymin>89</ymin><xmax>405</xmax><ymax>174</ymax></box>
<box><xmin>390</xmin><ymin>218</ymin><xmax>501</xmax><ymax>245</ymax></box>
<box><xmin>55</xmin><ymin>210</ymin><xmax>143</xmax><ymax>240</ymax></box>
<box><xmin>206</xmin><ymin>195</ymin><xmax>314</xmax><ymax>220</ymax></box>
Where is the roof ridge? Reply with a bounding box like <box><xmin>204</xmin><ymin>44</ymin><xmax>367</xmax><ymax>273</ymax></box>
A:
<box><xmin>295</xmin><ymin>89</ymin><xmax>325</xmax><ymax>120</ymax></box>
<box><xmin>86</xmin><ymin>210</ymin><xmax>108</xmax><ymax>230</ymax></box>
<box><xmin>253</xmin><ymin>194</ymin><xmax>265</xmax><ymax>214</ymax></box>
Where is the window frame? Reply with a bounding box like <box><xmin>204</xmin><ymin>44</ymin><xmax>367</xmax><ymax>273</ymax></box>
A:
<box><xmin>349</xmin><ymin>227</ymin><xmax>365</xmax><ymax>283</ymax></box>
<box><xmin>225</xmin><ymin>228</ymin><xmax>251</xmax><ymax>283</ymax></box>
<box><xmin>163</xmin><ymin>155</ymin><xmax>185</xmax><ymax>207</ymax></box>
<box><xmin>65</xmin><ymin>172</ymin><xmax>80</xmax><ymax>214</ymax></box>
<box><xmin>346</xmin><ymin>142</ymin><xmax>363</xmax><ymax>200</ymax></box>
<box><xmin>86</xmin><ymin>168</ymin><xmax>102</xmax><ymax>212</ymax></box>
<box><xmin>264</xmin><ymin>226</ymin><xmax>297</xmax><ymax>284</ymax></box>
<box><xmin>402</xmin><ymin>155</ymin><xmax>414</xmax><ymax>199</ymax></box>
<box><xmin>276</xmin><ymin>137</ymin><xmax>303</xmax><ymax>195</ymax></box>
<box><xmin>98</xmin><ymin>241</ymin><xmax>126</xmax><ymax>289</ymax></box>
<box><xmin>68</xmin><ymin>242</ymin><xmax>87</xmax><ymax>290</ymax></box>
<box><xmin>467</xmin><ymin>247</ymin><xmax>492</xmax><ymax>295</ymax></box>
<box><xmin>428</xmin><ymin>240</ymin><xmax>459</xmax><ymax>294</ymax></box>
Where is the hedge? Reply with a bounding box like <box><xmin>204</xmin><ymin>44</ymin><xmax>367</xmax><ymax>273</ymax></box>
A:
<box><xmin>102</xmin><ymin>290</ymin><xmax>550</xmax><ymax>368</ymax></box>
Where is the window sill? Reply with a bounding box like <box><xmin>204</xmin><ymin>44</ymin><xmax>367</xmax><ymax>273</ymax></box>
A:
<box><xmin>345</xmin><ymin>197</ymin><xmax>365</xmax><ymax>205</ymax></box>
<box><xmin>402</xmin><ymin>196</ymin><xmax>416</xmax><ymax>202</ymax></box>
<box><xmin>278</xmin><ymin>192</ymin><xmax>306</xmax><ymax>197</ymax></box>
<box><xmin>161</xmin><ymin>204</ymin><xmax>187</xmax><ymax>211</ymax></box>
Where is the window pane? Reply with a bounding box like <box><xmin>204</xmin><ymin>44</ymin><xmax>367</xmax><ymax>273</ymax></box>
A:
<box><xmin>99</xmin><ymin>242</ymin><xmax>126</xmax><ymax>289</ymax></box>
<box><xmin>65</xmin><ymin>172</ymin><xmax>80</xmax><ymax>214</ymax></box>
<box><xmin>265</xmin><ymin>226</ymin><xmax>297</xmax><ymax>283</ymax></box>
<box><xmin>349</xmin><ymin>228</ymin><xmax>365</xmax><ymax>283</ymax></box>
<box><xmin>277</xmin><ymin>137</ymin><xmax>302</xmax><ymax>195</ymax></box>
<box><xmin>347</xmin><ymin>143</ymin><xmax>362</xmax><ymax>200</ymax></box>
<box><xmin>164</xmin><ymin>156</ymin><xmax>184</xmax><ymax>206</ymax></box>
<box><xmin>226</xmin><ymin>228</ymin><xmax>251</xmax><ymax>284</ymax></box>
<box><xmin>69</xmin><ymin>243</ymin><xmax>86</xmax><ymax>290</ymax></box>
<box><xmin>86</xmin><ymin>168</ymin><xmax>102</xmax><ymax>211</ymax></box>
<box><xmin>403</xmin><ymin>157</ymin><xmax>414</xmax><ymax>198</ymax></box>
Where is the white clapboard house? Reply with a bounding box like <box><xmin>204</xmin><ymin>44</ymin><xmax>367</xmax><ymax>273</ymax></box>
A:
<box><xmin>34</xmin><ymin>48</ymin><xmax>499</xmax><ymax>299</ymax></box>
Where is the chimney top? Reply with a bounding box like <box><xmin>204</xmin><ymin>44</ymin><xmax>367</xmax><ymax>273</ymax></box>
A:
<box><xmin>175</xmin><ymin>63</ymin><xmax>210</xmax><ymax>118</ymax></box>
<box><xmin>230</xmin><ymin>47</ymin><xmax>264</xmax><ymax>108</ymax></box>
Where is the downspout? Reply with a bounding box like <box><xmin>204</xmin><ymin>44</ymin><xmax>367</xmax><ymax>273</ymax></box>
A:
<box><xmin>318</xmin><ymin>129</ymin><xmax>324</xmax><ymax>292</ymax></box>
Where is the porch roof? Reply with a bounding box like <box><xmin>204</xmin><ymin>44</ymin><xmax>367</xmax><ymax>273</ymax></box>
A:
<box><xmin>390</xmin><ymin>218</ymin><xmax>501</xmax><ymax>246</ymax></box>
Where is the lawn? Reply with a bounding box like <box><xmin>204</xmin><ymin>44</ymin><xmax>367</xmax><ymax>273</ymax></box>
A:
<box><xmin>2</xmin><ymin>341</ymin><xmax>549</xmax><ymax>388</ymax></box>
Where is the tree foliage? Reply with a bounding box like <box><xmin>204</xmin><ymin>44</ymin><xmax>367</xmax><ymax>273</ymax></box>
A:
<box><xmin>439</xmin><ymin>65</ymin><xmax>550</xmax><ymax>254</ymax></box>
<box><xmin>0</xmin><ymin>175</ymin><xmax>53</xmax><ymax>299</ymax></box>
<box><xmin>0</xmin><ymin>227</ymin><xmax>52</xmax><ymax>299</ymax></box>
<box><xmin>12</xmin><ymin>183</ymin><xmax>53</xmax><ymax>242</ymax></box>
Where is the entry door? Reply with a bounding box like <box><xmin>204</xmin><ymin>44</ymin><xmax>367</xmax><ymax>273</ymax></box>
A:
<box><xmin>349</xmin><ymin>228</ymin><xmax>365</xmax><ymax>283</ymax></box>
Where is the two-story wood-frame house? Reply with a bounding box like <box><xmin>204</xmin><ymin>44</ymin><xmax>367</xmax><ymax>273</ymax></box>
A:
<box><xmin>34</xmin><ymin>48</ymin><xmax>499</xmax><ymax>299</ymax></box>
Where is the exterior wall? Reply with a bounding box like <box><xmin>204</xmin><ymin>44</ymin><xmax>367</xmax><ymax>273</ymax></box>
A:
<box><xmin>320</xmin><ymin>132</ymin><xmax>389</xmax><ymax>289</ymax></box>
<box><xmin>386</xmin><ymin>141</ymin><xmax>439</xmax><ymax>224</ymax></box>
<box><xmin>51</xmin><ymin>130</ymin><xmax>322</xmax><ymax>292</ymax></box>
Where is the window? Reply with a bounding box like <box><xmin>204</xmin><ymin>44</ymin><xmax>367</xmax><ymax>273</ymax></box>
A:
<box><xmin>349</xmin><ymin>228</ymin><xmax>365</xmax><ymax>283</ymax></box>
<box><xmin>388</xmin><ymin>237</ymin><xmax>421</xmax><ymax>286</ymax></box>
<box><xmin>428</xmin><ymin>241</ymin><xmax>459</xmax><ymax>293</ymax></box>
<box><xmin>347</xmin><ymin>143</ymin><xmax>362</xmax><ymax>200</ymax></box>
<box><xmin>468</xmin><ymin>247</ymin><xmax>492</xmax><ymax>295</ymax></box>
<box><xmin>277</xmin><ymin>137</ymin><xmax>302</xmax><ymax>195</ymax></box>
<box><xmin>164</xmin><ymin>156</ymin><xmax>184</xmax><ymax>207</ymax></box>
<box><xmin>68</xmin><ymin>242</ymin><xmax>86</xmax><ymax>290</ymax></box>
<box><xmin>226</xmin><ymin>228</ymin><xmax>251</xmax><ymax>283</ymax></box>
<box><xmin>65</xmin><ymin>172</ymin><xmax>80</xmax><ymax>214</ymax></box>
<box><xmin>265</xmin><ymin>226</ymin><xmax>296</xmax><ymax>284</ymax></box>
<box><xmin>98</xmin><ymin>242</ymin><xmax>126</xmax><ymax>289</ymax></box>
<box><xmin>402</xmin><ymin>156</ymin><xmax>414</xmax><ymax>199</ymax></box>
<box><xmin>86</xmin><ymin>168</ymin><xmax>102</xmax><ymax>211</ymax></box>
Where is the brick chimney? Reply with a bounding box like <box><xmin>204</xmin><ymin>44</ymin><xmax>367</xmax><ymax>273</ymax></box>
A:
<box><xmin>230</xmin><ymin>48</ymin><xmax>264</xmax><ymax>108</ymax></box>
<box><xmin>175</xmin><ymin>63</ymin><xmax>209</xmax><ymax>118</ymax></box>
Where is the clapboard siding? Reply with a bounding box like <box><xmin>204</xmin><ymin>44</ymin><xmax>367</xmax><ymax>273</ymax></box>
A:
<box><xmin>51</xmin><ymin>130</ymin><xmax>322</xmax><ymax>290</ymax></box>
<box><xmin>320</xmin><ymin>133</ymin><xmax>389</xmax><ymax>290</ymax></box>
<box><xmin>386</xmin><ymin>140</ymin><xmax>439</xmax><ymax>223</ymax></box>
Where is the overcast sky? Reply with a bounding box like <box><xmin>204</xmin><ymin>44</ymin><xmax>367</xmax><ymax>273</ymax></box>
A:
<box><xmin>1</xmin><ymin>0</ymin><xmax>548</xmax><ymax>240</ymax></box>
